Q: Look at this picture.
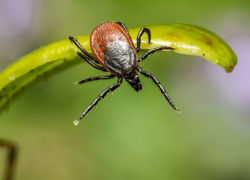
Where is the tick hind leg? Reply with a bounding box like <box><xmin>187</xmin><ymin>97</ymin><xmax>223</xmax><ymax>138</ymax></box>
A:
<box><xmin>75</xmin><ymin>74</ymin><xmax>115</xmax><ymax>85</ymax></box>
<box><xmin>136</xmin><ymin>28</ymin><xmax>151</xmax><ymax>53</ymax></box>
<box><xmin>74</xmin><ymin>77</ymin><xmax>123</xmax><ymax>125</ymax></box>
<box><xmin>136</xmin><ymin>66</ymin><xmax>180</xmax><ymax>113</ymax></box>
<box><xmin>138</xmin><ymin>46</ymin><xmax>175</xmax><ymax>62</ymax></box>
<box><xmin>0</xmin><ymin>139</ymin><xmax>17</xmax><ymax>180</ymax></box>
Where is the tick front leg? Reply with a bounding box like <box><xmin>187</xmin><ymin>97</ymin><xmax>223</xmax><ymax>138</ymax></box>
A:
<box><xmin>77</xmin><ymin>52</ymin><xmax>107</xmax><ymax>72</ymax></box>
<box><xmin>74</xmin><ymin>77</ymin><xmax>123</xmax><ymax>125</ymax></box>
<box><xmin>136</xmin><ymin>28</ymin><xmax>151</xmax><ymax>53</ymax></box>
<box><xmin>136</xmin><ymin>66</ymin><xmax>180</xmax><ymax>113</ymax></box>
<box><xmin>75</xmin><ymin>74</ymin><xmax>115</xmax><ymax>85</ymax></box>
<box><xmin>138</xmin><ymin>46</ymin><xmax>176</xmax><ymax>63</ymax></box>
<box><xmin>0</xmin><ymin>139</ymin><xmax>17</xmax><ymax>180</ymax></box>
<box><xmin>115</xmin><ymin>22</ymin><xmax>129</xmax><ymax>33</ymax></box>
<box><xmin>69</xmin><ymin>36</ymin><xmax>99</xmax><ymax>64</ymax></box>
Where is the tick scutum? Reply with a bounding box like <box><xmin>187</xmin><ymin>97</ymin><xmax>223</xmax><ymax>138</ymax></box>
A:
<box><xmin>104</xmin><ymin>40</ymin><xmax>136</xmax><ymax>76</ymax></box>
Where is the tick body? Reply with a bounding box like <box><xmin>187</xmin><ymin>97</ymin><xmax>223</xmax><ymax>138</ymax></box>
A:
<box><xmin>69</xmin><ymin>22</ymin><xmax>180</xmax><ymax>125</ymax></box>
<box><xmin>91</xmin><ymin>23</ymin><xmax>137</xmax><ymax>76</ymax></box>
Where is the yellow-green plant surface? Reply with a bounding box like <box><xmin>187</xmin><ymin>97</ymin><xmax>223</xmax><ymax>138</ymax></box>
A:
<box><xmin>0</xmin><ymin>23</ymin><xmax>237</xmax><ymax>113</ymax></box>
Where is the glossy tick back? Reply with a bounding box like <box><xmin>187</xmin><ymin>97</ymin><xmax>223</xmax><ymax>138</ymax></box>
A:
<box><xmin>69</xmin><ymin>22</ymin><xmax>180</xmax><ymax>125</ymax></box>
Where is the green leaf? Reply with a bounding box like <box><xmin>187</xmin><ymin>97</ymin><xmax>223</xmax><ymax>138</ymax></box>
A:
<box><xmin>0</xmin><ymin>23</ymin><xmax>237</xmax><ymax>113</ymax></box>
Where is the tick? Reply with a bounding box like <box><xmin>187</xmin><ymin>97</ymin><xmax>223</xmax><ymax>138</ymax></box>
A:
<box><xmin>69</xmin><ymin>22</ymin><xmax>180</xmax><ymax>125</ymax></box>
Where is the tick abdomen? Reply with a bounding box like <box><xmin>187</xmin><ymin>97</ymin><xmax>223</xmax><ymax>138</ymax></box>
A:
<box><xmin>105</xmin><ymin>40</ymin><xmax>136</xmax><ymax>76</ymax></box>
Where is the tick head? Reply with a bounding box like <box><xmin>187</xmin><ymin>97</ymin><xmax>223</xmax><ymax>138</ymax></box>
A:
<box><xmin>124</xmin><ymin>69</ymin><xmax>142</xmax><ymax>92</ymax></box>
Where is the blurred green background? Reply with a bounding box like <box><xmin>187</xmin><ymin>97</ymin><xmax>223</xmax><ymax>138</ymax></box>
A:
<box><xmin>0</xmin><ymin>0</ymin><xmax>250</xmax><ymax>179</ymax></box>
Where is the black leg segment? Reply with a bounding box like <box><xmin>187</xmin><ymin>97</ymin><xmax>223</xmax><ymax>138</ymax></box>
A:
<box><xmin>116</xmin><ymin>22</ymin><xmax>129</xmax><ymax>34</ymax></box>
<box><xmin>136</xmin><ymin>66</ymin><xmax>180</xmax><ymax>113</ymax></box>
<box><xmin>138</xmin><ymin>46</ymin><xmax>175</xmax><ymax>62</ymax></box>
<box><xmin>136</xmin><ymin>28</ymin><xmax>151</xmax><ymax>53</ymax></box>
<box><xmin>0</xmin><ymin>139</ymin><xmax>17</xmax><ymax>180</ymax></box>
<box><xmin>74</xmin><ymin>77</ymin><xmax>123</xmax><ymax>125</ymax></box>
<box><xmin>75</xmin><ymin>74</ymin><xmax>115</xmax><ymax>85</ymax></box>
<box><xmin>69</xmin><ymin>36</ymin><xmax>99</xmax><ymax>64</ymax></box>
<box><xmin>77</xmin><ymin>52</ymin><xmax>107</xmax><ymax>72</ymax></box>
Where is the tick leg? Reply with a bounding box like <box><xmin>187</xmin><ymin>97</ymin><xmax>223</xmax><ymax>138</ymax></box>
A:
<box><xmin>138</xmin><ymin>46</ymin><xmax>175</xmax><ymax>63</ymax></box>
<box><xmin>74</xmin><ymin>77</ymin><xmax>123</xmax><ymax>124</ymax></box>
<box><xmin>75</xmin><ymin>74</ymin><xmax>115</xmax><ymax>85</ymax></box>
<box><xmin>77</xmin><ymin>52</ymin><xmax>107</xmax><ymax>72</ymax></box>
<box><xmin>69</xmin><ymin>36</ymin><xmax>99</xmax><ymax>64</ymax></box>
<box><xmin>136</xmin><ymin>66</ymin><xmax>180</xmax><ymax>113</ymax></box>
<box><xmin>136</xmin><ymin>28</ymin><xmax>151</xmax><ymax>53</ymax></box>
<box><xmin>115</xmin><ymin>22</ymin><xmax>129</xmax><ymax>33</ymax></box>
<box><xmin>0</xmin><ymin>139</ymin><xmax>17</xmax><ymax>180</ymax></box>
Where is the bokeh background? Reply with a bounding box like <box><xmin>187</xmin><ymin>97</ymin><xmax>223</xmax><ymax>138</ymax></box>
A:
<box><xmin>0</xmin><ymin>0</ymin><xmax>250</xmax><ymax>179</ymax></box>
